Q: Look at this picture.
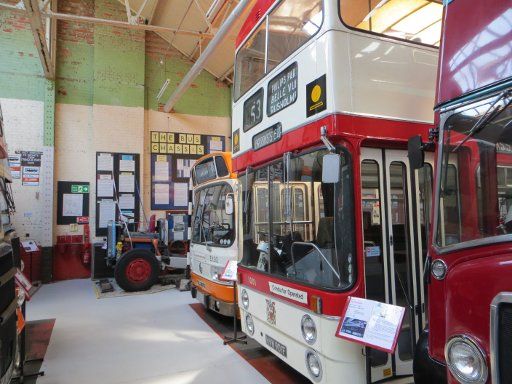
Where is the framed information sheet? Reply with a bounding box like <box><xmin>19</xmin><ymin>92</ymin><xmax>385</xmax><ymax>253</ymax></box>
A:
<box><xmin>335</xmin><ymin>296</ymin><xmax>405</xmax><ymax>353</ymax></box>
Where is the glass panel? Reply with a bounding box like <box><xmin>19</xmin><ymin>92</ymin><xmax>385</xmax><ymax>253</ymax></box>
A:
<box><xmin>339</xmin><ymin>0</ymin><xmax>443</xmax><ymax>46</ymax></box>
<box><xmin>234</xmin><ymin>23</ymin><xmax>266</xmax><ymax>100</ymax></box>
<box><xmin>389</xmin><ymin>162</ymin><xmax>414</xmax><ymax>362</ymax></box>
<box><xmin>239</xmin><ymin>148</ymin><xmax>355</xmax><ymax>290</ymax></box>
<box><xmin>191</xmin><ymin>184</ymin><xmax>235</xmax><ymax>247</ymax></box>
<box><xmin>267</xmin><ymin>0</ymin><xmax>322</xmax><ymax>73</ymax></box>
<box><xmin>436</xmin><ymin>94</ymin><xmax>512</xmax><ymax>248</ymax></box>
<box><xmin>361</xmin><ymin>160</ymin><xmax>388</xmax><ymax>368</ymax></box>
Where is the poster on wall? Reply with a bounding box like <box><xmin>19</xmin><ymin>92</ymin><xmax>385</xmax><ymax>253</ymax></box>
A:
<box><xmin>150</xmin><ymin>131</ymin><xmax>225</xmax><ymax>211</ymax></box>
<box><xmin>18</xmin><ymin>151</ymin><xmax>43</xmax><ymax>186</ymax></box>
<box><xmin>8</xmin><ymin>154</ymin><xmax>21</xmax><ymax>179</ymax></box>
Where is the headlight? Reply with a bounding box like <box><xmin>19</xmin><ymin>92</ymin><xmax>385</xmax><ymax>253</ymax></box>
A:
<box><xmin>431</xmin><ymin>259</ymin><xmax>447</xmax><ymax>280</ymax></box>
<box><xmin>245</xmin><ymin>313</ymin><xmax>255</xmax><ymax>336</ymax></box>
<box><xmin>301</xmin><ymin>314</ymin><xmax>317</xmax><ymax>344</ymax></box>
<box><xmin>445</xmin><ymin>336</ymin><xmax>488</xmax><ymax>384</ymax></box>
<box><xmin>305</xmin><ymin>350</ymin><xmax>323</xmax><ymax>382</ymax></box>
<box><xmin>241</xmin><ymin>289</ymin><xmax>249</xmax><ymax>309</ymax></box>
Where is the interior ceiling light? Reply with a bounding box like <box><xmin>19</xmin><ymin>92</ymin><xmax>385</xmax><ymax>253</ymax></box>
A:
<box><xmin>391</xmin><ymin>2</ymin><xmax>443</xmax><ymax>36</ymax></box>
<box><xmin>413</xmin><ymin>20</ymin><xmax>442</xmax><ymax>45</ymax></box>
<box><xmin>359</xmin><ymin>0</ymin><xmax>428</xmax><ymax>34</ymax></box>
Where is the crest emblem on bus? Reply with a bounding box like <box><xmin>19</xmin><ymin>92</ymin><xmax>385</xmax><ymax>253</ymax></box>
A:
<box><xmin>266</xmin><ymin>299</ymin><xmax>276</xmax><ymax>325</ymax></box>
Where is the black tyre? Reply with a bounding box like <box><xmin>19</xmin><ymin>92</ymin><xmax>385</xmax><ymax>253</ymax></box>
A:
<box><xmin>114</xmin><ymin>249</ymin><xmax>159</xmax><ymax>292</ymax></box>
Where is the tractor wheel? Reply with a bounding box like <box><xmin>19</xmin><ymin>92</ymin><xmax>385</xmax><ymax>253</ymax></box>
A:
<box><xmin>114</xmin><ymin>249</ymin><xmax>159</xmax><ymax>292</ymax></box>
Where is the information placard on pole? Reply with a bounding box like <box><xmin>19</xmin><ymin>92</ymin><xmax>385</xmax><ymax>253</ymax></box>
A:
<box><xmin>335</xmin><ymin>296</ymin><xmax>405</xmax><ymax>353</ymax></box>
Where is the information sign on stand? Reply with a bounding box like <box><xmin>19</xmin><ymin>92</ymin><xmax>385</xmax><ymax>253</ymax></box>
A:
<box><xmin>335</xmin><ymin>296</ymin><xmax>405</xmax><ymax>353</ymax></box>
<box><xmin>220</xmin><ymin>260</ymin><xmax>238</xmax><ymax>282</ymax></box>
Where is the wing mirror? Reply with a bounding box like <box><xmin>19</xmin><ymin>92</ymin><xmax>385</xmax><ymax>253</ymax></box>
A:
<box><xmin>322</xmin><ymin>153</ymin><xmax>340</xmax><ymax>183</ymax></box>
<box><xmin>225</xmin><ymin>193</ymin><xmax>234</xmax><ymax>215</ymax></box>
<box><xmin>408</xmin><ymin>135</ymin><xmax>425</xmax><ymax>170</ymax></box>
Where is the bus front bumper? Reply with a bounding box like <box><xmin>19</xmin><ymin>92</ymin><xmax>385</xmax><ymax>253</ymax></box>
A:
<box><xmin>192</xmin><ymin>286</ymin><xmax>236</xmax><ymax>317</ymax></box>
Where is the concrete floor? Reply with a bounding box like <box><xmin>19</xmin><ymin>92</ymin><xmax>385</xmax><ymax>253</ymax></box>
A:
<box><xmin>27</xmin><ymin>279</ymin><xmax>269</xmax><ymax>384</ymax></box>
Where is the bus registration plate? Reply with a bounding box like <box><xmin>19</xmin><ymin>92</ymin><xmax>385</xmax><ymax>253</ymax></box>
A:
<box><xmin>265</xmin><ymin>334</ymin><xmax>287</xmax><ymax>358</ymax></box>
<box><xmin>252</xmin><ymin>123</ymin><xmax>282</xmax><ymax>151</ymax></box>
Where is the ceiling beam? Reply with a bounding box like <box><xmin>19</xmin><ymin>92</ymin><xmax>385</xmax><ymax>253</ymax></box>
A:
<box><xmin>163</xmin><ymin>0</ymin><xmax>251</xmax><ymax>113</ymax></box>
<box><xmin>43</xmin><ymin>10</ymin><xmax>214</xmax><ymax>38</ymax></box>
<box><xmin>22</xmin><ymin>0</ymin><xmax>55</xmax><ymax>80</ymax></box>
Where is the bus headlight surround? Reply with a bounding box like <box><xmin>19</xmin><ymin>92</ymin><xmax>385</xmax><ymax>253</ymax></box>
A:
<box><xmin>432</xmin><ymin>259</ymin><xmax>448</xmax><ymax>280</ymax></box>
<box><xmin>305</xmin><ymin>349</ymin><xmax>323</xmax><ymax>382</ymax></box>
<box><xmin>241</xmin><ymin>289</ymin><xmax>249</xmax><ymax>309</ymax></box>
<box><xmin>301</xmin><ymin>314</ymin><xmax>317</xmax><ymax>344</ymax></box>
<box><xmin>445</xmin><ymin>335</ymin><xmax>488</xmax><ymax>384</ymax></box>
<box><xmin>245</xmin><ymin>313</ymin><xmax>255</xmax><ymax>336</ymax></box>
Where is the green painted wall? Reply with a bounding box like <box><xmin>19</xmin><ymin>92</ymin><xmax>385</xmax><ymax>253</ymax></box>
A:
<box><xmin>1</xmin><ymin>0</ymin><xmax>231</xmax><ymax>117</ymax></box>
<box><xmin>145</xmin><ymin>38</ymin><xmax>231</xmax><ymax>117</ymax></box>
<box><xmin>92</xmin><ymin>0</ymin><xmax>145</xmax><ymax>107</ymax></box>
<box><xmin>0</xmin><ymin>10</ymin><xmax>46</xmax><ymax>101</ymax></box>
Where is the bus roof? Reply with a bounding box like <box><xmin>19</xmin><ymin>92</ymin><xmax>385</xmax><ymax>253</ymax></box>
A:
<box><xmin>436</xmin><ymin>0</ymin><xmax>512</xmax><ymax>107</ymax></box>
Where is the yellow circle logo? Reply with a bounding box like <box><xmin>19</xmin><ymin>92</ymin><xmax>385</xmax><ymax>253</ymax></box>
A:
<box><xmin>311</xmin><ymin>85</ymin><xmax>322</xmax><ymax>103</ymax></box>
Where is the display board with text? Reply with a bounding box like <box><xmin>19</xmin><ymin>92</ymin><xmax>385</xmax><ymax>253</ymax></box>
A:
<box><xmin>95</xmin><ymin>152</ymin><xmax>140</xmax><ymax>236</ymax></box>
<box><xmin>150</xmin><ymin>131</ymin><xmax>225</xmax><ymax>211</ymax></box>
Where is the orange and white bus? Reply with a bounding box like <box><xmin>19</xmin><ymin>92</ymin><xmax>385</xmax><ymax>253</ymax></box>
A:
<box><xmin>189</xmin><ymin>152</ymin><xmax>239</xmax><ymax>316</ymax></box>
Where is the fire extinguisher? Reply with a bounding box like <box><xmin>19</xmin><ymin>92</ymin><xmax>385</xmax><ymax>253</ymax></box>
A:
<box><xmin>82</xmin><ymin>223</ymin><xmax>91</xmax><ymax>265</ymax></box>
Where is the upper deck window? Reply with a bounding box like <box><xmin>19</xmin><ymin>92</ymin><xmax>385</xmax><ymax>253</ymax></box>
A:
<box><xmin>340</xmin><ymin>0</ymin><xmax>443</xmax><ymax>46</ymax></box>
<box><xmin>234</xmin><ymin>0</ymin><xmax>323</xmax><ymax>101</ymax></box>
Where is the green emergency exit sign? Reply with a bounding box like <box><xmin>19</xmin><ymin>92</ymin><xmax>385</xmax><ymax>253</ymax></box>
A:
<box><xmin>71</xmin><ymin>185</ymin><xmax>89</xmax><ymax>193</ymax></box>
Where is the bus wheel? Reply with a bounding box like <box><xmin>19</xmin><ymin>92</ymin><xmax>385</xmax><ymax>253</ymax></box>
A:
<box><xmin>115</xmin><ymin>250</ymin><xmax>159</xmax><ymax>292</ymax></box>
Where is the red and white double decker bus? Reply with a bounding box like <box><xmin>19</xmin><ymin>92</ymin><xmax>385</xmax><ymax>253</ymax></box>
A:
<box><xmin>411</xmin><ymin>1</ymin><xmax>512</xmax><ymax>384</ymax></box>
<box><xmin>231</xmin><ymin>0</ymin><xmax>443</xmax><ymax>382</ymax></box>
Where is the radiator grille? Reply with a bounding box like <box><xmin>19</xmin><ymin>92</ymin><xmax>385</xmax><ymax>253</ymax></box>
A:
<box><xmin>499</xmin><ymin>303</ymin><xmax>512</xmax><ymax>383</ymax></box>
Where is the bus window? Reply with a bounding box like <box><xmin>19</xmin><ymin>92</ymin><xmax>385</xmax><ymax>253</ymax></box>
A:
<box><xmin>240</xmin><ymin>148</ymin><xmax>355</xmax><ymax>290</ymax></box>
<box><xmin>340</xmin><ymin>0</ymin><xmax>443</xmax><ymax>46</ymax></box>
<box><xmin>267</xmin><ymin>0</ymin><xmax>322</xmax><ymax>73</ymax></box>
<box><xmin>235</xmin><ymin>23</ymin><xmax>266</xmax><ymax>100</ymax></box>
<box><xmin>436</xmin><ymin>94</ymin><xmax>512</xmax><ymax>248</ymax></box>
<box><xmin>234</xmin><ymin>0</ymin><xmax>323</xmax><ymax>100</ymax></box>
<box><xmin>192</xmin><ymin>184</ymin><xmax>235</xmax><ymax>247</ymax></box>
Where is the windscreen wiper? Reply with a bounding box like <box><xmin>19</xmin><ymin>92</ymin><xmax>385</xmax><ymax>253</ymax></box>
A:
<box><xmin>452</xmin><ymin>90</ymin><xmax>512</xmax><ymax>153</ymax></box>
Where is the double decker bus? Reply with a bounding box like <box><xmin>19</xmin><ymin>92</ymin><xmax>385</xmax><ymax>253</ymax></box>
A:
<box><xmin>189</xmin><ymin>152</ymin><xmax>239</xmax><ymax>316</ymax></box>
<box><xmin>411</xmin><ymin>1</ymin><xmax>512</xmax><ymax>383</ymax></box>
<box><xmin>232</xmin><ymin>0</ymin><xmax>442</xmax><ymax>382</ymax></box>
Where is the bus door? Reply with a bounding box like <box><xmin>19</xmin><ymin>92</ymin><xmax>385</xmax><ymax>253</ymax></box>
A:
<box><xmin>360</xmin><ymin>148</ymin><xmax>430</xmax><ymax>381</ymax></box>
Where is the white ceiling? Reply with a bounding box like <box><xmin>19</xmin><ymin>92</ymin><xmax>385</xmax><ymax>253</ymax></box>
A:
<box><xmin>121</xmin><ymin>0</ymin><xmax>254</xmax><ymax>83</ymax></box>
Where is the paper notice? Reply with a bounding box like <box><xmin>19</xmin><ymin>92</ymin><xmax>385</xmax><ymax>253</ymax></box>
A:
<box><xmin>97</xmin><ymin>175</ymin><xmax>113</xmax><ymax>197</ymax></box>
<box><xmin>63</xmin><ymin>193</ymin><xmax>83</xmax><ymax>217</ymax></box>
<box><xmin>98</xmin><ymin>153</ymin><xmax>113</xmax><ymax>171</ymax></box>
<box><xmin>99</xmin><ymin>199</ymin><xmax>116</xmax><ymax>228</ymax></box>
<box><xmin>155</xmin><ymin>184</ymin><xmax>170</xmax><ymax>205</ymax></box>
<box><xmin>155</xmin><ymin>161</ymin><xmax>169</xmax><ymax>182</ymax></box>
<box><xmin>209</xmin><ymin>137</ymin><xmax>223</xmax><ymax>151</ymax></box>
<box><xmin>119</xmin><ymin>173</ymin><xmax>135</xmax><ymax>193</ymax></box>
<box><xmin>173</xmin><ymin>182</ymin><xmax>188</xmax><ymax>207</ymax></box>
<box><xmin>119</xmin><ymin>194</ymin><xmax>135</xmax><ymax>210</ymax></box>
<box><xmin>336</xmin><ymin>297</ymin><xmax>406</xmax><ymax>353</ymax></box>
<box><xmin>176</xmin><ymin>158</ymin><xmax>192</xmax><ymax>178</ymax></box>
<box><xmin>120</xmin><ymin>159</ymin><xmax>135</xmax><ymax>172</ymax></box>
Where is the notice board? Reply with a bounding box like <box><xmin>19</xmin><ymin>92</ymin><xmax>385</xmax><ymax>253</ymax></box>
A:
<box><xmin>95</xmin><ymin>152</ymin><xmax>140</xmax><ymax>237</ymax></box>
<box><xmin>150</xmin><ymin>131</ymin><xmax>225</xmax><ymax>211</ymax></box>
<box><xmin>57</xmin><ymin>181</ymin><xmax>90</xmax><ymax>225</ymax></box>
